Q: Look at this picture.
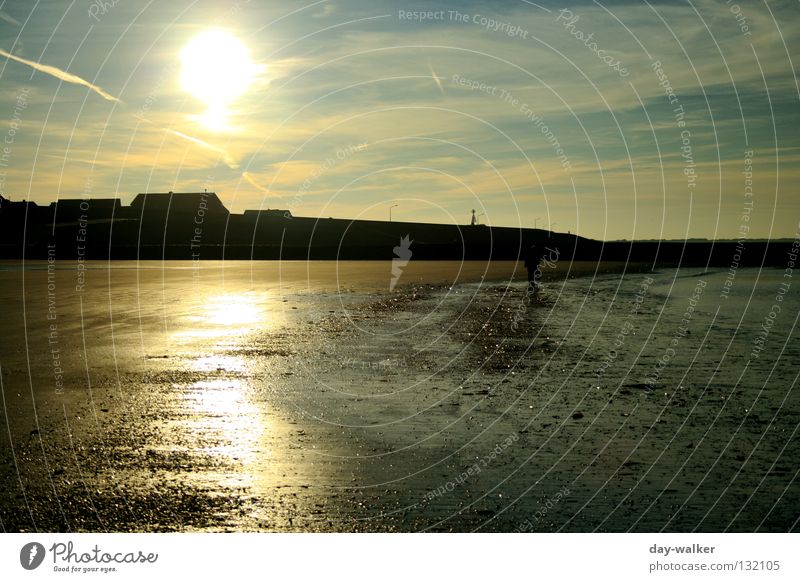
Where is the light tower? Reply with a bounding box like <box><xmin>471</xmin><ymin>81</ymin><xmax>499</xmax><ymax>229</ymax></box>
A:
<box><xmin>471</xmin><ymin>209</ymin><xmax>476</xmax><ymax>226</ymax></box>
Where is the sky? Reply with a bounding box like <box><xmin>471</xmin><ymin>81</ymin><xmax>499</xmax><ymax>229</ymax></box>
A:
<box><xmin>0</xmin><ymin>0</ymin><xmax>798</xmax><ymax>240</ymax></box>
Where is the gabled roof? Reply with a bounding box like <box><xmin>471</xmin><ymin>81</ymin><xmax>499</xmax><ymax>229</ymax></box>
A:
<box><xmin>129</xmin><ymin>192</ymin><xmax>229</xmax><ymax>215</ymax></box>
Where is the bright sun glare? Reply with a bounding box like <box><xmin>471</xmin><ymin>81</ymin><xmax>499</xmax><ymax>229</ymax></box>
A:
<box><xmin>180</xmin><ymin>30</ymin><xmax>257</xmax><ymax>130</ymax></box>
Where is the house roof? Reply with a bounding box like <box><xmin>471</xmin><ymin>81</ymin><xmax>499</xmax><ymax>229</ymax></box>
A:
<box><xmin>129</xmin><ymin>192</ymin><xmax>229</xmax><ymax>215</ymax></box>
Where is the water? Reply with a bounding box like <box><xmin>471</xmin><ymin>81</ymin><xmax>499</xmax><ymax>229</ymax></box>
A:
<box><xmin>516</xmin><ymin>266</ymin><xmax>799</xmax><ymax>531</ymax></box>
<box><xmin>0</xmin><ymin>261</ymin><xmax>796</xmax><ymax>531</ymax></box>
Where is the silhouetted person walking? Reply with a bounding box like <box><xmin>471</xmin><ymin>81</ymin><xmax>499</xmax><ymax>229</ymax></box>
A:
<box><xmin>524</xmin><ymin>243</ymin><xmax>545</xmax><ymax>293</ymax></box>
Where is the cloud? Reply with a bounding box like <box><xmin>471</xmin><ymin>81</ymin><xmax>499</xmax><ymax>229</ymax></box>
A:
<box><xmin>0</xmin><ymin>48</ymin><xmax>120</xmax><ymax>102</ymax></box>
<box><xmin>242</xmin><ymin>171</ymin><xmax>271</xmax><ymax>194</ymax></box>
<box><xmin>312</xmin><ymin>4</ymin><xmax>335</xmax><ymax>18</ymax></box>
<box><xmin>130</xmin><ymin>111</ymin><xmax>276</xmax><ymax>194</ymax></box>
<box><xmin>165</xmin><ymin>128</ymin><xmax>239</xmax><ymax>170</ymax></box>
<box><xmin>428</xmin><ymin>61</ymin><xmax>445</xmax><ymax>95</ymax></box>
<box><xmin>0</xmin><ymin>10</ymin><xmax>21</xmax><ymax>26</ymax></box>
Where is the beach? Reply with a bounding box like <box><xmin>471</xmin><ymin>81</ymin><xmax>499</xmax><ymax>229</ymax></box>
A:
<box><xmin>0</xmin><ymin>260</ymin><xmax>797</xmax><ymax>532</ymax></box>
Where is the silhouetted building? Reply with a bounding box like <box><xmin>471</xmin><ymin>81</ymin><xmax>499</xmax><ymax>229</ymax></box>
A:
<box><xmin>129</xmin><ymin>191</ymin><xmax>228</xmax><ymax>218</ymax></box>
<box><xmin>0</xmin><ymin>191</ymin><xmax>792</xmax><ymax>265</ymax></box>
<box><xmin>49</xmin><ymin>199</ymin><xmax>121</xmax><ymax>223</ymax></box>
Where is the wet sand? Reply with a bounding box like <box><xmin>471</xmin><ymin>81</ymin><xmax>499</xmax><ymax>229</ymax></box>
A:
<box><xmin>0</xmin><ymin>260</ymin><xmax>797</xmax><ymax>532</ymax></box>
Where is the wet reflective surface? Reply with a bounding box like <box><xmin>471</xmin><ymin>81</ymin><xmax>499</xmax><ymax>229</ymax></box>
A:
<box><xmin>0</xmin><ymin>261</ymin><xmax>797</xmax><ymax>531</ymax></box>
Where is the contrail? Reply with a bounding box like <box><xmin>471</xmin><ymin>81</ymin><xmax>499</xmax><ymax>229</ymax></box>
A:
<box><xmin>428</xmin><ymin>62</ymin><xmax>445</xmax><ymax>95</ymax></box>
<box><xmin>1</xmin><ymin>45</ymin><xmax>275</xmax><ymax>195</ymax></box>
<box><xmin>131</xmin><ymin>110</ymin><xmax>239</xmax><ymax>170</ymax></box>
<box><xmin>242</xmin><ymin>171</ymin><xmax>269</xmax><ymax>194</ymax></box>
<box><xmin>165</xmin><ymin>128</ymin><xmax>239</xmax><ymax>170</ymax></box>
<box><xmin>0</xmin><ymin>10</ymin><xmax>21</xmax><ymax>26</ymax></box>
<box><xmin>152</xmin><ymin>121</ymin><xmax>274</xmax><ymax>194</ymax></box>
<box><xmin>0</xmin><ymin>48</ymin><xmax>120</xmax><ymax>102</ymax></box>
<box><xmin>156</xmin><ymin>130</ymin><xmax>272</xmax><ymax>196</ymax></box>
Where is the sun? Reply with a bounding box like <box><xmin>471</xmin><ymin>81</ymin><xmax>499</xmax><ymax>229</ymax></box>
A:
<box><xmin>180</xmin><ymin>30</ymin><xmax>257</xmax><ymax>130</ymax></box>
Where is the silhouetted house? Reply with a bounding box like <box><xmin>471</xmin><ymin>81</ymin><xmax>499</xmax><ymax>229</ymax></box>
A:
<box><xmin>0</xmin><ymin>190</ymin><xmax>792</xmax><ymax>265</ymax></box>
<box><xmin>129</xmin><ymin>191</ymin><xmax>229</xmax><ymax>219</ymax></box>
<box><xmin>49</xmin><ymin>198</ymin><xmax>122</xmax><ymax>223</ymax></box>
<box><xmin>220</xmin><ymin>208</ymin><xmax>290</xmax><ymax>252</ymax></box>
<box><xmin>123</xmin><ymin>192</ymin><xmax>230</xmax><ymax>256</ymax></box>
<box><xmin>0</xmin><ymin>197</ymin><xmax>46</xmax><ymax>252</ymax></box>
<box><xmin>0</xmin><ymin>196</ymin><xmax>40</xmax><ymax>216</ymax></box>
<box><xmin>242</xmin><ymin>208</ymin><xmax>292</xmax><ymax>219</ymax></box>
<box><xmin>0</xmin><ymin>197</ymin><xmax>42</xmax><ymax>225</ymax></box>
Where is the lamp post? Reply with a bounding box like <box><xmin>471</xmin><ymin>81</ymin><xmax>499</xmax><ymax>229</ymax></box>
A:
<box><xmin>389</xmin><ymin>204</ymin><xmax>398</xmax><ymax>222</ymax></box>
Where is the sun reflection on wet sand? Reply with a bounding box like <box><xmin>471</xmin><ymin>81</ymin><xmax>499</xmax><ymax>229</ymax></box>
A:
<box><xmin>180</xmin><ymin>379</ymin><xmax>266</xmax><ymax>489</ymax></box>
<box><xmin>172</xmin><ymin>292</ymin><xmax>283</xmax><ymax>342</ymax></box>
<box><xmin>190</xmin><ymin>355</ymin><xmax>248</xmax><ymax>374</ymax></box>
<box><xmin>166</xmin><ymin>292</ymin><xmax>279</xmax><ymax>493</ymax></box>
<box><xmin>203</xmin><ymin>295</ymin><xmax>263</xmax><ymax>326</ymax></box>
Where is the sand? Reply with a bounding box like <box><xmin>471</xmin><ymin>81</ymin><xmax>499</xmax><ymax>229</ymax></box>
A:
<box><xmin>0</xmin><ymin>260</ymin><xmax>797</xmax><ymax>532</ymax></box>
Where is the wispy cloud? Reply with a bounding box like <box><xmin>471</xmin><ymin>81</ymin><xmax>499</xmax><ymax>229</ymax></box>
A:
<box><xmin>0</xmin><ymin>48</ymin><xmax>120</xmax><ymax>102</ymax></box>
<box><xmin>165</xmin><ymin>128</ymin><xmax>239</xmax><ymax>170</ymax></box>
<box><xmin>428</xmin><ymin>61</ymin><xmax>445</xmax><ymax>95</ymax></box>
<box><xmin>242</xmin><ymin>171</ymin><xmax>271</xmax><ymax>194</ymax></box>
<box><xmin>0</xmin><ymin>10</ymin><xmax>21</xmax><ymax>26</ymax></box>
<box><xmin>131</xmin><ymin>112</ymin><xmax>275</xmax><ymax>194</ymax></box>
<box><xmin>1</xmin><ymin>0</ymin><xmax>797</xmax><ymax>237</ymax></box>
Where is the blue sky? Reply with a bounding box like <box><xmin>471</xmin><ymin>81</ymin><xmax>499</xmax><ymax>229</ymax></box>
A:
<box><xmin>0</xmin><ymin>0</ymin><xmax>798</xmax><ymax>239</ymax></box>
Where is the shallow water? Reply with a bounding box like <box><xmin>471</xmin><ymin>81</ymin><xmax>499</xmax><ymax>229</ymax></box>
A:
<box><xmin>0</xmin><ymin>261</ymin><xmax>796</xmax><ymax>532</ymax></box>
<box><xmin>497</xmin><ymin>266</ymin><xmax>800</xmax><ymax>532</ymax></box>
